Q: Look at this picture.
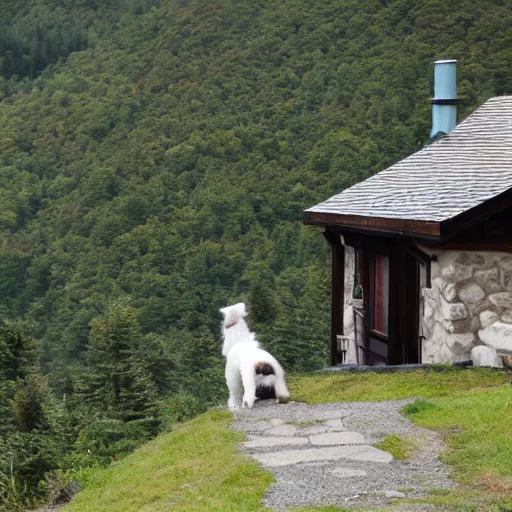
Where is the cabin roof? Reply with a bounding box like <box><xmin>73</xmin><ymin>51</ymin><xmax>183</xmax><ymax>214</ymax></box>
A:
<box><xmin>304</xmin><ymin>96</ymin><xmax>512</xmax><ymax>240</ymax></box>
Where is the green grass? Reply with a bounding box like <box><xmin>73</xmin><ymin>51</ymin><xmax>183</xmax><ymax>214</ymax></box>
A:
<box><xmin>62</xmin><ymin>410</ymin><xmax>273</xmax><ymax>512</ymax></box>
<box><xmin>401</xmin><ymin>488</ymin><xmax>512</xmax><ymax>512</ymax></box>
<box><xmin>288</xmin><ymin>367</ymin><xmax>507</xmax><ymax>403</ymax></box>
<box><xmin>61</xmin><ymin>370</ymin><xmax>512</xmax><ymax>512</ymax></box>
<box><xmin>373</xmin><ymin>435</ymin><xmax>416</xmax><ymax>460</ymax></box>
<box><xmin>403</xmin><ymin>388</ymin><xmax>512</xmax><ymax>493</ymax></box>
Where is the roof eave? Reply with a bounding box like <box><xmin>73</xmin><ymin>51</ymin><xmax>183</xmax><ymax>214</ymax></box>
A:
<box><xmin>303</xmin><ymin>211</ymin><xmax>442</xmax><ymax>241</ymax></box>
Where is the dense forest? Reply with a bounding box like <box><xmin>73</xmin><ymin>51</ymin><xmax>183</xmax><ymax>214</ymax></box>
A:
<box><xmin>1</xmin><ymin>0</ymin><xmax>512</xmax><ymax>508</ymax></box>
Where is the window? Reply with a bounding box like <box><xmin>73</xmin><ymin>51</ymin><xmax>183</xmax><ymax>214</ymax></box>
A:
<box><xmin>370</xmin><ymin>254</ymin><xmax>389</xmax><ymax>337</ymax></box>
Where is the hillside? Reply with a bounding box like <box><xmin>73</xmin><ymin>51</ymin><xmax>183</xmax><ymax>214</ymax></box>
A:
<box><xmin>58</xmin><ymin>370</ymin><xmax>512</xmax><ymax>511</ymax></box>
<box><xmin>1</xmin><ymin>0</ymin><xmax>512</xmax><ymax>507</ymax></box>
<box><xmin>61</xmin><ymin>410</ymin><xmax>272</xmax><ymax>512</ymax></box>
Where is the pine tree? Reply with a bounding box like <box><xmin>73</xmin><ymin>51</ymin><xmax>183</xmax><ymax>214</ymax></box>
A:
<box><xmin>245</xmin><ymin>262</ymin><xmax>280</xmax><ymax>325</ymax></box>
<box><xmin>0</xmin><ymin>320</ymin><xmax>70</xmax><ymax>506</ymax></box>
<box><xmin>11</xmin><ymin>374</ymin><xmax>46</xmax><ymax>432</ymax></box>
<box><xmin>0</xmin><ymin>320</ymin><xmax>37</xmax><ymax>382</ymax></box>
<box><xmin>86</xmin><ymin>301</ymin><xmax>141</xmax><ymax>408</ymax></box>
<box><xmin>118</xmin><ymin>357</ymin><xmax>159</xmax><ymax>423</ymax></box>
<box><xmin>84</xmin><ymin>301</ymin><xmax>159</xmax><ymax>426</ymax></box>
<box><xmin>175</xmin><ymin>326</ymin><xmax>225</xmax><ymax>405</ymax></box>
<box><xmin>0</xmin><ymin>321</ymin><xmax>40</xmax><ymax>436</ymax></box>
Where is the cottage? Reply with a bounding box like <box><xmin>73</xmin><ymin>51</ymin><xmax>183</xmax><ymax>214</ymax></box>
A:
<box><xmin>304</xmin><ymin>61</ymin><xmax>512</xmax><ymax>367</ymax></box>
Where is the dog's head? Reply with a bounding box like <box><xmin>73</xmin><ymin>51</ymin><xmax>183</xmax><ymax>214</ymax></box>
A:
<box><xmin>220</xmin><ymin>302</ymin><xmax>248</xmax><ymax>329</ymax></box>
<box><xmin>220</xmin><ymin>302</ymin><xmax>254</xmax><ymax>356</ymax></box>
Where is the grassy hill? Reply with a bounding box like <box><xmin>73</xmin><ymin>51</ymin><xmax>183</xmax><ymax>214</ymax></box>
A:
<box><xmin>61</xmin><ymin>410</ymin><xmax>272</xmax><ymax>512</ymax></box>
<box><xmin>1</xmin><ymin>0</ymin><xmax>512</xmax><ymax>508</ymax></box>
<box><xmin>59</xmin><ymin>369</ymin><xmax>512</xmax><ymax>512</ymax></box>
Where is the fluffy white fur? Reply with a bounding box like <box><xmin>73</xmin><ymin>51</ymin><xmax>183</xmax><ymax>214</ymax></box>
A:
<box><xmin>220</xmin><ymin>302</ymin><xmax>290</xmax><ymax>410</ymax></box>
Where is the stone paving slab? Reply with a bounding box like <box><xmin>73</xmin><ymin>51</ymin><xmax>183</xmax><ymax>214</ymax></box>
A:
<box><xmin>309</xmin><ymin>431</ymin><xmax>366</xmax><ymax>446</ymax></box>
<box><xmin>325</xmin><ymin>418</ymin><xmax>345</xmax><ymax>430</ymax></box>
<box><xmin>265</xmin><ymin>424</ymin><xmax>298</xmax><ymax>436</ymax></box>
<box><xmin>252</xmin><ymin>445</ymin><xmax>393</xmax><ymax>467</ymax></box>
<box><xmin>243</xmin><ymin>436</ymin><xmax>309</xmax><ymax>448</ymax></box>
<box><xmin>299</xmin><ymin>425</ymin><xmax>329</xmax><ymax>436</ymax></box>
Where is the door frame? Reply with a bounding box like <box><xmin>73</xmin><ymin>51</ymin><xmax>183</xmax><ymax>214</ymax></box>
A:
<box><xmin>346</xmin><ymin>233</ymin><xmax>431</xmax><ymax>365</ymax></box>
<box><xmin>345</xmin><ymin>232</ymin><xmax>394</xmax><ymax>365</ymax></box>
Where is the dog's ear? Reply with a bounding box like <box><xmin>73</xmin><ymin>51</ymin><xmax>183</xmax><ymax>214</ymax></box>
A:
<box><xmin>234</xmin><ymin>302</ymin><xmax>248</xmax><ymax>317</ymax></box>
<box><xmin>220</xmin><ymin>303</ymin><xmax>247</xmax><ymax>318</ymax></box>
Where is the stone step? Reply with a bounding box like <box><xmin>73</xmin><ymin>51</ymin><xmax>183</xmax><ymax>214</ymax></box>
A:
<box><xmin>265</xmin><ymin>424</ymin><xmax>298</xmax><ymax>436</ymax></box>
<box><xmin>243</xmin><ymin>436</ymin><xmax>309</xmax><ymax>449</ymax></box>
<box><xmin>252</xmin><ymin>445</ymin><xmax>393</xmax><ymax>467</ymax></box>
<box><xmin>324</xmin><ymin>418</ymin><xmax>345</xmax><ymax>431</ymax></box>
<box><xmin>309</xmin><ymin>431</ymin><xmax>365</xmax><ymax>446</ymax></box>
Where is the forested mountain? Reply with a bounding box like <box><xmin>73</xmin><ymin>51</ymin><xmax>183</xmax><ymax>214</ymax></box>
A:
<box><xmin>1</xmin><ymin>0</ymin><xmax>512</xmax><ymax>508</ymax></box>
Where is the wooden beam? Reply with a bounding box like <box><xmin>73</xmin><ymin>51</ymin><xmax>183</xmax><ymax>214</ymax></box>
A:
<box><xmin>423</xmin><ymin>241</ymin><xmax>512</xmax><ymax>253</ymax></box>
<box><xmin>343</xmin><ymin>231</ymin><xmax>394</xmax><ymax>254</ymax></box>
<box><xmin>304</xmin><ymin>211</ymin><xmax>441</xmax><ymax>238</ymax></box>
<box><xmin>404</xmin><ymin>240</ymin><xmax>433</xmax><ymax>266</ymax></box>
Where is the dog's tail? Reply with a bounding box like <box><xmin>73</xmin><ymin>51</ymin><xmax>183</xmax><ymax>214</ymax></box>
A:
<box><xmin>255</xmin><ymin>362</ymin><xmax>277</xmax><ymax>400</ymax></box>
<box><xmin>255</xmin><ymin>362</ymin><xmax>275</xmax><ymax>376</ymax></box>
<box><xmin>254</xmin><ymin>360</ymin><xmax>290</xmax><ymax>404</ymax></box>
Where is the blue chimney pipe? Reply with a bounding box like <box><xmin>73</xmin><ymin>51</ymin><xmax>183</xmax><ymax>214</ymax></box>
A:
<box><xmin>430</xmin><ymin>59</ymin><xmax>457</xmax><ymax>138</ymax></box>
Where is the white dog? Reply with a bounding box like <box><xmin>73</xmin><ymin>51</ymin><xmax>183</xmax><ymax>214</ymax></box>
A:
<box><xmin>220</xmin><ymin>302</ymin><xmax>290</xmax><ymax>410</ymax></box>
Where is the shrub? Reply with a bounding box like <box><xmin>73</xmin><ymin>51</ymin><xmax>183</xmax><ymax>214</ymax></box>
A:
<box><xmin>159</xmin><ymin>393</ymin><xmax>208</xmax><ymax>430</ymax></box>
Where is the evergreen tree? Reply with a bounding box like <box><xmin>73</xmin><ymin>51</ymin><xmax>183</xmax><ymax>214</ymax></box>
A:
<box><xmin>0</xmin><ymin>321</ymin><xmax>38</xmax><ymax>439</ymax></box>
<box><xmin>0</xmin><ymin>321</ymin><xmax>37</xmax><ymax>382</ymax></box>
<box><xmin>245</xmin><ymin>262</ymin><xmax>280</xmax><ymax>325</ymax></box>
<box><xmin>175</xmin><ymin>326</ymin><xmax>225</xmax><ymax>405</ymax></box>
<box><xmin>11</xmin><ymin>374</ymin><xmax>46</xmax><ymax>432</ymax></box>
<box><xmin>84</xmin><ymin>301</ymin><xmax>159</xmax><ymax>425</ymax></box>
<box><xmin>0</xmin><ymin>321</ymin><xmax>70</xmax><ymax>508</ymax></box>
<box><xmin>118</xmin><ymin>356</ymin><xmax>158</xmax><ymax>425</ymax></box>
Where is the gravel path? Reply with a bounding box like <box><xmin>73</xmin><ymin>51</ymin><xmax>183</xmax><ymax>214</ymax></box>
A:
<box><xmin>232</xmin><ymin>398</ymin><xmax>455</xmax><ymax>510</ymax></box>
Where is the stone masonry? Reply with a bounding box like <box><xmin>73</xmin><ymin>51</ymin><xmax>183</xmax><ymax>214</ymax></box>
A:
<box><xmin>421</xmin><ymin>249</ymin><xmax>512</xmax><ymax>364</ymax></box>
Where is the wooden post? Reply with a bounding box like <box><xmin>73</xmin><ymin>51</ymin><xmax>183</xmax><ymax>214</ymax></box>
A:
<box><xmin>388</xmin><ymin>239</ymin><xmax>406</xmax><ymax>365</ymax></box>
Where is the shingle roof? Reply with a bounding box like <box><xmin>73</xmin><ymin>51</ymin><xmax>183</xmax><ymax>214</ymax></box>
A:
<box><xmin>305</xmin><ymin>96</ymin><xmax>512</xmax><ymax>229</ymax></box>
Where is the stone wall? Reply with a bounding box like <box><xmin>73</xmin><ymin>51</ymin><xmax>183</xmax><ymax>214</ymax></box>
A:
<box><xmin>342</xmin><ymin>246</ymin><xmax>358</xmax><ymax>364</ymax></box>
<box><xmin>420</xmin><ymin>248</ymin><xmax>512</xmax><ymax>365</ymax></box>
